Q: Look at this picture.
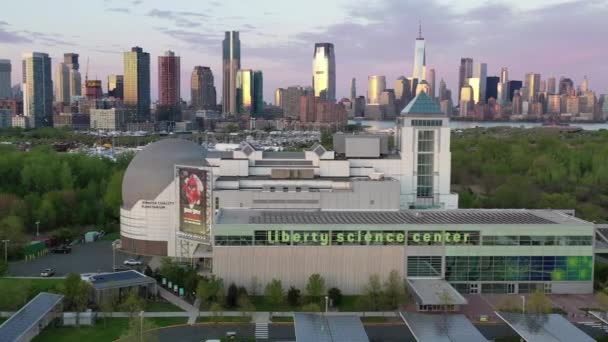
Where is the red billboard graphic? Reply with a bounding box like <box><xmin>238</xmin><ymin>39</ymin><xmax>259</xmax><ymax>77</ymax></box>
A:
<box><xmin>178</xmin><ymin>168</ymin><xmax>209</xmax><ymax>236</ymax></box>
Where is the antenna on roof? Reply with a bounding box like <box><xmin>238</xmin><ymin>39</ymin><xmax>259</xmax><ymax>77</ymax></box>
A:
<box><xmin>418</xmin><ymin>21</ymin><xmax>422</xmax><ymax>39</ymax></box>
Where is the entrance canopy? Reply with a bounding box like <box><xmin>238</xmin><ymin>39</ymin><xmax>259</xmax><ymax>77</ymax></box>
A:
<box><xmin>495</xmin><ymin>311</ymin><xmax>595</xmax><ymax>342</ymax></box>
<box><xmin>293</xmin><ymin>313</ymin><xmax>369</xmax><ymax>342</ymax></box>
<box><xmin>406</xmin><ymin>278</ymin><xmax>467</xmax><ymax>306</ymax></box>
<box><xmin>400</xmin><ymin>311</ymin><xmax>488</xmax><ymax>342</ymax></box>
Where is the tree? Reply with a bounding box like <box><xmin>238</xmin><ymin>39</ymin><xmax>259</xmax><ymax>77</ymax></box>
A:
<box><xmin>383</xmin><ymin>270</ymin><xmax>408</xmax><ymax>310</ymax></box>
<box><xmin>226</xmin><ymin>283</ymin><xmax>238</xmax><ymax>309</ymax></box>
<box><xmin>59</xmin><ymin>273</ymin><xmax>92</xmax><ymax>326</ymax></box>
<box><xmin>118</xmin><ymin>316</ymin><xmax>159</xmax><ymax>342</ymax></box>
<box><xmin>305</xmin><ymin>273</ymin><xmax>326</xmax><ymax>304</ymax></box>
<box><xmin>301</xmin><ymin>303</ymin><xmax>321</xmax><ymax>312</ymax></box>
<box><xmin>119</xmin><ymin>289</ymin><xmax>146</xmax><ymax>318</ymax></box>
<box><xmin>360</xmin><ymin>274</ymin><xmax>384</xmax><ymax>311</ymax></box>
<box><xmin>249</xmin><ymin>276</ymin><xmax>260</xmax><ymax>296</ymax></box>
<box><xmin>196</xmin><ymin>275</ymin><xmax>224</xmax><ymax>309</ymax></box>
<box><xmin>327</xmin><ymin>287</ymin><xmax>342</xmax><ymax>307</ymax></box>
<box><xmin>264</xmin><ymin>279</ymin><xmax>285</xmax><ymax>310</ymax></box>
<box><xmin>103</xmin><ymin>170</ymin><xmax>124</xmax><ymax>220</ymax></box>
<box><xmin>99</xmin><ymin>294</ymin><xmax>118</xmax><ymax>327</ymax></box>
<box><xmin>237</xmin><ymin>293</ymin><xmax>255</xmax><ymax>317</ymax></box>
<box><xmin>210</xmin><ymin>302</ymin><xmax>223</xmax><ymax>324</ymax></box>
<box><xmin>497</xmin><ymin>296</ymin><xmax>521</xmax><ymax>313</ymax></box>
<box><xmin>287</xmin><ymin>286</ymin><xmax>301</xmax><ymax>307</ymax></box>
<box><xmin>527</xmin><ymin>290</ymin><xmax>552</xmax><ymax>314</ymax></box>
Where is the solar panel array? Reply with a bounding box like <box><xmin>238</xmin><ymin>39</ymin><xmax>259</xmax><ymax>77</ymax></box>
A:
<box><xmin>249</xmin><ymin>210</ymin><xmax>557</xmax><ymax>225</ymax></box>
<box><xmin>90</xmin><ymin>270</ymin><xmax>156</xmax><ymax>290</ymax></box>
<box><xmin>294</xmin><ymin>313</ymin><xmax>369</xmax><ymax>342</ymax></box>
<box><xmin>255</xmin><ymin>160</ymin><xmax>313</xmax><ymax>166</ymax></box>
<box><xmin>400</xmin><ymin>312</ymin><xmax>488</xmax><ymax>342</ymax></box>
<box><xmin>496</xmin><ymin>312</ymin><xmax>595</xmax><ymax>342</ymax></box>
<box><xmin>0</xmin><ymin>292</ymin><xmax>63</xmax><ymax>342</ymax></box>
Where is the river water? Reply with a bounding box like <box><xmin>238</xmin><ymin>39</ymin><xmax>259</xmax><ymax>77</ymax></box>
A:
<box><xmin>348</xmin><ymin>120</ymin><xmax>608</xmax><ymax>131</ymax></box>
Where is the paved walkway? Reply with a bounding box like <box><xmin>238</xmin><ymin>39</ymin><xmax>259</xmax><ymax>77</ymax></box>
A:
<box><xmin>158</xmin><ymin>286</ymin><xmax>199</xmax><ymax>324</ymax></box>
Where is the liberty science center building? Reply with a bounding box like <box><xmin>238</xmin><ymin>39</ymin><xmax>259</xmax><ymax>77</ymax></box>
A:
<box><xmin>120</xmin><ymin>93</ymin><xmax>597</xmax><ymax>311</ymax></box>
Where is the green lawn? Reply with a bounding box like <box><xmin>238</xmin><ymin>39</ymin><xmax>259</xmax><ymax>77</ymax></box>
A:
<box><xmin>145</xmin><ymin>300</ymin><xmax>185</xmax><ymax>312</ymax></box>
<box><xmin>271</xmin><ymin>316</ymin><xmax>294</xmax><ymax>322</ymax></box>
<box><xmin>101</xmin><ymin>232</ymin><xmax>120</xmax><ymax>241</ymax></box>
<box><xmin>197</xmin><ymin>316</ymin><xmax>251</xmax><ymax>323</ymax></box>
<box><xmin>0</xmin><ymin>278</ymin><xmax>64</xmax><ymax>310</ymax></box>
<box><xmin>33</xmin><ymin>317</ymin><xmax>187</xmax><ymax>342</ymax></box>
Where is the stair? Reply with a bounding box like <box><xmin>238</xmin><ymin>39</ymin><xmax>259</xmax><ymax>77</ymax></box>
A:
<box><xmin>255</xmin><ymin>322</ymin><xmax>269</xmax><ymax>340</ymax></box>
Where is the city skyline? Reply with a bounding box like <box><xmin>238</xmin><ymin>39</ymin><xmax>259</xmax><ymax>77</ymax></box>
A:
<box><xmin>0</xmin><ymin>0</ymin><xmax>606</xmax><ymax>104</ymax></box>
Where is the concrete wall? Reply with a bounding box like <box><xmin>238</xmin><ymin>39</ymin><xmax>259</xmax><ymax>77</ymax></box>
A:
<box><xmin>213</xmin><ymin>246</ymin><xmax>405</xmax><ymax>294</ymax></box>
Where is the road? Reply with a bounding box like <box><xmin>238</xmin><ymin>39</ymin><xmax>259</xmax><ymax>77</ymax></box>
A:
<box><xmin>8</xmin><ymin>240</ymin><xmax>149</xmax><ymax>276</ymax></box>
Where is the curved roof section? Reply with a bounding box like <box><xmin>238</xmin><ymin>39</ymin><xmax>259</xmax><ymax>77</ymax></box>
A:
<box><xmin>401</xmin><ymin>91</ymin><xmax>443</xmax><ymax>115</ymax></box>
<box><xmin>122</xmin><ymin>139</ymin><xmax>208</xmax><ymax>210</ymax></box>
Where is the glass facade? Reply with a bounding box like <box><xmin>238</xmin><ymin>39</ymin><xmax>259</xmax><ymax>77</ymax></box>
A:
<box><xmin>411</xmin><ymin>119</ymin><xmax>442</xmax><ymax>126</ymax></box>
<box><xmin>416</xmin><ymin>130</ymin><xmax>435</xmax><ymax>198</ymax></box>
<box><xmin>407</xmin><ymin>256</ymin><xmax>442</xmax><ymax>277</ymax></box>
<box><xmin>446</xmin><ymin>256</ymin><xmax>593</xmax><ymax>282</ymax></box>
<box><xmin>482</xmin><ymin>235</ymin><xmax>592</xmax><ymax>246</ymax></box>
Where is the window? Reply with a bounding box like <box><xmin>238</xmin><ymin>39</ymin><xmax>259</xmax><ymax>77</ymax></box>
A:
<box><xmin>214</xmin><ymin>197</ymin><xmax>219</xmax><ymax>209</ymax></box>
<box><xmin>483</xmin><ymin>235</ymin><xmax>591</xmax><ymax>246</ymax></box>
<box><xmin>416</xmin><ymin>130</ymin><xmax>435</xmax><ymax>198</ymax></box>
<box><xmin>214</xmin><ymin>235</ymin><xmax>253</xmax><ymax>246</ymax></box>
<box><xmin>269</xmin><ymin>187</ymin><xmax>276</xmax><ymax>192</ymax></box>
<box><xmin>412</xmin><ymin>119</ymin><xmax>442</xmax><ymax>127</ymax></box>
<box><xmin>407</xmin><ymin>256</ymin><xmax>442</xmax><ymax>277</ymax></box>
<box><xmin>283</xmin><ymin>187</ymin><xmax>288</xmax><ymax>192</ymax></box>
<box><xmin>295</xmin><ymin>187</ymin><xmax>302</xmax><ymax>192</ymax></box>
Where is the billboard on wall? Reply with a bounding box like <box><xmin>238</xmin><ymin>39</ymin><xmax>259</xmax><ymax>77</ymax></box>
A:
<box><xmin>178</xmin><ymin>167</ymin><xmax>210</xmax><ymax>236</ymax></box>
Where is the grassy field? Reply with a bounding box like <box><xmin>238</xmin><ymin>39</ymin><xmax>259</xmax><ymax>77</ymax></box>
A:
<box><xmin>196</xmin><ymin>316</ymin><xmax>251</xmax><ymax>323</ymax></box>
<box><xmin>33</xmin><ymin>317</ymin><xmax>187</xmax><ymax>342</ymax></box>
<box><xmin>0</xmin><ymin>278</ymin><xmax>64</xmax><ymax>310</ymax></box>
<box><xmin>145</xmin><ymin>300</ymin><xmax>185</xmax><ymax>312</ymax></box>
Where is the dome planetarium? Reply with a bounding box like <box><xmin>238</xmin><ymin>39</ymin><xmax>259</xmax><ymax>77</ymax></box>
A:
<box><xmin>120</xmin><ymin>139</ymin><xmax>210</xmax><ymax>256</ymax></box>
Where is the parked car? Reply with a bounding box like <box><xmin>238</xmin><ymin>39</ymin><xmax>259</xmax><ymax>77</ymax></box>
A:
<box><xmin>52</xmin><ymin>245</ymin><xmax>72</xmax><ymax>254</ymax></box>
<box><xmin>40</xmin><ymin>268</ymin><xmax>55</xmax><ymax>277</ymax></box>
<box><xmin>123</xmin><ymin>258</ymin><xmax>142</xmax><ymax>266</ymax></box>
<box><xmin>225</xmin><ymin>332</ymin><xmax>237</xmax><ymax>340</ymax></box>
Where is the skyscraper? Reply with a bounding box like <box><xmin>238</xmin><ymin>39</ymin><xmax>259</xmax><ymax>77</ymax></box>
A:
<box><xmin>191</xmin><ymin>66</ymin><xmax>216</xmax><ymax>110</ymax></box>
<box><xmin>486</xmin><ymin>76</ymin><xmax>499</xmax><ymax>101</ymax></box>
<box><xmin>108</xmin><ymin>75</ymin><xmax>124</xmax><ymax>99</ymax></box>
<box><xmin>124</xmin><ymin>46</ymin><xmax>151</xmax><ymax>120</ymax></box>
<box><xmin>559</xmin><ymin>78</ymin><xmax>574</xmax><ymax>96</ymax></box>
<box><xmin>22</xmin><ymin>52</ymin><xmax>53</xmax><ymax>128</ymax></box>
<box><xmin>467</xmin><ymin>78</ymin><xmax>481</xmax><ymax>104</ymax></box>
<box><xmin>222</xmin><ymin>31</ymin><xmax>241</xmax><ymax>115</ymax></box>
<box><xmin>64</xmin><ymin>53</ymin><xmax>81</xmax><ymax>97</ymax></box>
<box><xmin>85</xmin><ymin>80</ymin><xmax>103</xmax><ymax>100</ymax></box>
<box><xmin>581</xmin><ymin>76</ymin><xmax>589</xmax><ymax>93</ymax></box>
<box><xmin>507</xmin><ymin>80</ymin><xmax>523</xmax><ymax>102</ymax></box>
<box><xmin>0</xmin><ymin>59</ymin><xmax>11</xmax><ymax>99</ymax></box>
<box><xmin>547</xmin><ymin>77</ymin><xmax>556</xmax><ymax>95</ymax></box>
<box><xmin>411</xmin><ymin>24</ymin><xmax>426</xmax><ymax>82</ymax></box>
<box><xmin>158</xmin><ymin>51</ymin><xmax>181</xmax><ymax>107</ymax></box>
<box><xmin>394</xmin><ymin>76</ymin><xmax>411</xmax><ymax>112</ymax></box>
<box><xmin>54</xmin><ymin>63</ymin><xmax>70</xmax><ymax>103</ymax></box>
<box><xmin>274</xmin><ymin>88</ymin><xmax>283</xmax><ymax>107</ymax></box>
<box><xmin>428</xmin><ymin>68</ymin><xmax>435</xmax><ymax>99</ymax></box>
<box><xmin>500</xmin><ymin>67</ymin><xmax>508</xmax><ymax>84</ymax></box>
<box><xmin>350</xmin><ymin>78</ymin><xmax>356</xmax><ymax>100</ymax></box>
<box><xmin>312</xmin><ymin>43</ymin><xmax>336</xmax><ymax>101</ymax></box>
<box><xmin>473</xmin><ymin>63</ymin><xmax>487</xmax><ymax>104</ymax></box>
<box><xmin>458</xmin><ymin>58</ymin><xmax>473</xmax><ymax>101</ymax></box>
<box><xmin>438</xmin><ymin>79</ymin><xmax>447</xmax><ymax>101</ymax></box>
<box><xmin>281</xmin><ymin>86</ymin><xmax>308</xmax><ymax>119</ymax></box>
<box><xmin>367</xmin><ymin>76</ymin><xmax>386</xmax><ymax>105</ymax></box>
<box><xmin>236</xmin><ymin>69</ymin><xmax>263</xmax><ymax>117</ymax></box>
<box><xmin>524</xmin><ymin>73</ymin><xmax>541</xmax><ymax>102</ymax></box>
<box><xmin>459</xmin><ymin>85</ymin><xmax>474</xmax><ymax>116</ymax></box>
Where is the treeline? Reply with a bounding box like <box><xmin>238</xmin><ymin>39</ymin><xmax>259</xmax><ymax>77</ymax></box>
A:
<box><xmin>0</xmin><ymin>144</ymin><xmax>131</xmax><ymax>258</ymax></box>
<box><xmin>0</xmin><ymin>127</ymin><xmax>160</xmax><ymax>147</ymax></box>
<box><xmin>452</xmin><ymin>128</ymin><xmax>608</xmax><ymax>222</ymax></box>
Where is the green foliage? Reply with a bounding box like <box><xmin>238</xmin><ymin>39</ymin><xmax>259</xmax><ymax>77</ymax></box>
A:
<box><xmin>225</xmin><ymin>283</ymin><xmax>238</xmax><ymax>309</ymax></box>
<box><xmin>595</xmin><ymin>262</ymin><xmax>608</xmax><ymax>290</ymax></box>
<box><xmin>383</xmin><ymin>270</ymin><xmax>408</xmax><ymax>310</ymax></box>
<box><xmin>196</xmin><ymin>275</ymin><xmax>224</xmax><ymax>309</ymax></box>
<box><xmin>327</xmin><ymin>287</ymin><xmax>342</xmax><ymax>307</ymax></box>
<box><xmin>305</xmin><ymin>273</ymin><xmax>326</xmax><ymax>303</ymax></box>
<box><xmin>118</xmin><ymin>316</ymin><xmax>159</xmax><ymax>342</ymax></box>
<box><xmin>320</xmin><ymin>131</ymin><xmax>333</xmax><ymax>150</ymax></box>
<box><xmin>210</xmin><ymin>302</ymin><xmax>223</xmax><ymax>324</ymax></box>
<box><xmin>453</xmin><ymin>128</ymin><xmax>608</xmax><ymax>222</ymax></box>
<box><xmin>287</xmin><ymin>286</ymin><xmax>301</xmax><ymax>307</ymax></box>
<box><xmin>264</xmin><ymin>279</ymin><xmax>285</xmax><ymax>308</ymax></box>
<box><xmin>118</xmin><ymin>289</ymin><xmax>146</xmax><ymax>318</ymax></box>
<box><xmin>359</xmin><ymin>274</ymin><xmax>384</xmax><ymax>311</ymax></box>
<box><xmin>527</xmin><ymin>290</ymin><xmax>552</xmax><ymax>314</ymax></box>
<box><xmin>301</xmin><ymin>303</ymin><xmax>321</xmax><ymax>312</ymax></box>
<box><xmin>59</xmin><ymin>273</ymin><xmax>93</xmax><ymax>312</ymax></box>
<box><xmin>237</xmin><ymin>293</ymin><xmax>255</xmax><ymax>315</ymax></box>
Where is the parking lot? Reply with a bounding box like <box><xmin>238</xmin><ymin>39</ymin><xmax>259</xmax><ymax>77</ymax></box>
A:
<box><xmin>8</xmin><ymin>240</ymin><xmax>150</xmax><ymax>277</ymax></box>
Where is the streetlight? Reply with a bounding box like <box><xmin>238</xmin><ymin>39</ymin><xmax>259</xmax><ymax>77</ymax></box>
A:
<box><xmin>35</xmin><ymin>221</ymin><xmax>40</xmax><ymax>237</ymax></box>
<box><xmin>520</xmin><ymin>295</ymin><xmax>526</xmax><ymax>315</ymax></box>
<box><xmin>139</xmin><ymin>310</ymin><xmax>145</xmax><ymax>342</ymax></box>
<box><xmin>1</xmin><ymin>240</ymin><xmax>9</xmax><ymax>262</ymax></box>
<box><xmin>325</xmin><ymin>295</ymin><xmax>329</xmax><ymax>314</ymax></box>
<box><xmin>112</xmin><ymin>241</ymin><xmax>117</xmax><ymax>271</ymax></box>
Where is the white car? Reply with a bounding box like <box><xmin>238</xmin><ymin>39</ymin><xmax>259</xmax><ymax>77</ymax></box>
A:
<box><xmin>123</xmin><ymin>258</ymin><xmax>142</xmax><ymax>266</ymax></box>
<box><xmin>40</xmin><ymin>268</ymin><xmax>55</xmax><ymax>277</ymax></box>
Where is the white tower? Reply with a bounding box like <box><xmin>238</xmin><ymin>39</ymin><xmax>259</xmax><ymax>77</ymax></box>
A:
<box><xmin>411</xmin><ymin>23</ymin><xmax>426</xmax><ymax>82</ymax></box>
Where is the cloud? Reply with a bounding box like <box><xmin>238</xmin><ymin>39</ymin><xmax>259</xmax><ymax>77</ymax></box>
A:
<box><xmin>146</xmin><ymin>9</ymin><xmax>210</xmax><ymax>29</ymax></box>
<box><xmin>106</xmin><ymin>7</ymin><xmax>131</xmax><ymax>13</ymax></box>
<box><xmin>0</xmin><ymin>27</ymin><xmax>33</xmax><ymax>44</ymax></box>
<box><xmin>131</xmin><ymin>0</ymin><xmax>143</xmax><ymax>5</ymax></box>
<box><xmin>156</xmin><ymin>28</ymin><xmax>220</xmax><ymax>50</ymax></box>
